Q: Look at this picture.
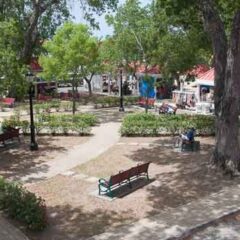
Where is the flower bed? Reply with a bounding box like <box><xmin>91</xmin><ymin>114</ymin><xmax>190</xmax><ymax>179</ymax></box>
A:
<box><xmin>120</xmin><ymin>113</ymin><xmax>215</xmax><ymax>136</ymax></box>
<box><xmin>2</xmin><ymin>113</ymin><xmax>97</xmax><ymax>136</ymax></box>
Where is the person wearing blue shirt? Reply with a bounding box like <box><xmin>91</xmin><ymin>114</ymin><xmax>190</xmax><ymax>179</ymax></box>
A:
<box><xmin>181</xmin><ymin>128</ymin><xmax>195</xmax><ymax>142</ymax></box>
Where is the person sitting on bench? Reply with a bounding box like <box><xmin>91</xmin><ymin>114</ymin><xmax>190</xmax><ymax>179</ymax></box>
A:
<box><xmin>181</xmin><ymin>127</ymin><xmax>195</xmax><ymax>142</ymax></box>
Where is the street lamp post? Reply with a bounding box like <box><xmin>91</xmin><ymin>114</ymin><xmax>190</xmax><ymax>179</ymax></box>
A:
<box><xmin>26</xmin><ymin>72</ymin><xmax>38</xmax><ymax>151</ymax></box>
<box><xmin>119</xmin><ymin>67</ymin><xmax>124</xmax><ymax>112</ymax></box>
<box><xmin>119</xmin><ymin>59</ymin><xmax>126</xmax><ymax>112</ymax></box>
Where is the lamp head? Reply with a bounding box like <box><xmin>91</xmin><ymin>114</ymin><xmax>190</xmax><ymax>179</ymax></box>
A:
<box><xmin>26</xmin><ymin>72</ymin><xmax>35</xmax><ymax>83</ymax></box>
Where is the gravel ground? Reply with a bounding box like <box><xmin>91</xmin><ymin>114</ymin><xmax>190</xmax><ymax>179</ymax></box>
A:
<box><xmin>23</xmin><ymin>136</ymin><xmax>240</xmax><ymax>240</ymax></box>
<box><xmin>0</xmin><ymin>135</ymin><xmax>90</xmax><ymax>180</ymax></box>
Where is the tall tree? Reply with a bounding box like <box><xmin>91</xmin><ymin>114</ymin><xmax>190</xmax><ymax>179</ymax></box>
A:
<box><xmin>0</xmin><ymin>0</ymin><xmax>118</xmax><ymax>97</ymax></box>
<box><xmin>157</xmin><ymin>0</ymin><xmax>240</xmax><ymax>173</ymax></box>
<box><xmin>40</xmin><ymin>22</ymin><xmax>98</xmax><ymax>113</ymax></box>
<box><xmin>106</xmin><ymin>0</ymin><xmax>154</xmax><ymax>66</ymax></box>
<box><xmin>0</xmin><ymin>20</ymin><xmax>27</xmax><ymax>99</ymax></box>
<box><xmin>150</xmin><ymin>2</ymin><xmax>211</xmax><ymax>89</ymax></box>
<box><xmin>152</xmin><ymin>24</ymin><xmax>211</xmax><ymax>89</ymax></box>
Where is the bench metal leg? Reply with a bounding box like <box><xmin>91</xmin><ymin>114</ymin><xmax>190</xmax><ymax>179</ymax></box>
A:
<box><xmin>146</xmin><ymin>172</ymin><xmax>149</xmax><ymax>180</ymax></box>
<box><xmin>108</xmin><ymin>189</ymin><xmax>113</xmax><ymax>198</ymax></box>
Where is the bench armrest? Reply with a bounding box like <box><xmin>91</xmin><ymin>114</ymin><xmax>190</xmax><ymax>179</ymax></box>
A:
<box><xmin>99</xmin><ymin>178</ymin><xmax>109</xmax><ymax>186</ymax></box>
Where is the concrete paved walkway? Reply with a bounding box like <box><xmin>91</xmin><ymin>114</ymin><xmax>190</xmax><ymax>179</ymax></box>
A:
<box><xmin>20</xmin><ymin>122</ymin><xmax>121</xmax><ymax>183</ymax></box>
<box><xmin>0</xmin><ymin>215</ymin><xmax>29</xmax><ymax>240</ymax></box>
<box><xmin>89</xmin><ymin>184</ymin><xmax>240</xmax><ymax>240</ymax></box>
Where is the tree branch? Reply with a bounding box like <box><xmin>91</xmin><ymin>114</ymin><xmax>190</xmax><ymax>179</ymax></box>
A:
<box><xmin>21</xmin><ymin>0</ymin><xmax>62</xmax><ymax>63</ymax></box>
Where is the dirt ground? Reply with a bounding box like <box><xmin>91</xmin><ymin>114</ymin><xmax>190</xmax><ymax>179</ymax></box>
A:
<box><xmin>23</xmin><ymin>136</ymin><xmax>240</xmax><ymax>240</ymax></box>
<box><xmin>0</xmin><ymin>135</ymin><xmax>90</xmax><ymax>180</ymax></box>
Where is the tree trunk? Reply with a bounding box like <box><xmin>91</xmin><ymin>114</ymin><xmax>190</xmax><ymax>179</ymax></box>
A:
<box><xmin>145</xmin><ymin>97</ymin><xmax>149</xmax><ymax>113</ymax></box>
<box><xmin>86</xmin><ymin>80</ymin><xmax>92</xmax><ymax>96</ymax></box>
<box><xmin>199</xmin><ymin>0</ymin><xmax>240</xmax><ymax>173</ymax></box>
<box><xmin>72</xmin><ymin>82</ymin><xmax>76</xmax><ymax>115</ymax></box>
<box><xmin>84</xmin><ymin>74</ymin><xmax>94</xmax><ymax>96</ymax></box>
<box><xmin>212</xmin><ymin>11</ymin><xmax>240</xmax><ymax>172</ymax></box>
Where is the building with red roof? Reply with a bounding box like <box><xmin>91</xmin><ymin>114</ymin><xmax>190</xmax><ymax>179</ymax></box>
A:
<box><xmin>196</xmin><ymin>68</ymin><xmax>214</xmax><ymax>86</ymax></box>
<box><xmin>186</xmin><ymin>64</ymin><xmax>210</xmax><ymax>78</ymax></box>
<box><xmin>196</xmin><ymin>68</ymin><xmax>214</xmax><ymax>102</ymax></box>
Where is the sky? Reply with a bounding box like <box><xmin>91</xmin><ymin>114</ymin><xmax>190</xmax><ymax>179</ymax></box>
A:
<box><xmin>70</xmin><ymin>0</ymin><xmax>152</xmax><ymax>38</ymax></box>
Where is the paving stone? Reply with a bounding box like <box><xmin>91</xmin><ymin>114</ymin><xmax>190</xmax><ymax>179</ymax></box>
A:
<box><xmin>72</xmin><ymin>173</ymin><xmax>88</xmax><ymax>180</ymax></box>
<box><xmin>61</xmin><ymin>170</ymin><xmax>75</xmax><ymax>176</ymax></box>
<box><xmin>88</xmin><ymin>184</ymin><xmax>240</xmax><ymax>240</ymax></box>
<box><xmin>85</xmin><ymin>176</ymin><xmax>99</xmax><ymax>183</ymax></box>
<box><xmin>0</xmin><ymin>215</ymin><xmax>29</xmax><ymax>240</ymax></box>
<box><xmin>129</xmin><ymin>142</ymin><xmax>139</xmax><ymax>146</ymax></box>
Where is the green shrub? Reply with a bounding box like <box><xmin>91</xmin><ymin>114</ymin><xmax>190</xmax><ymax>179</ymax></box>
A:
<box><xmin>2</xmin><ymin>117</ymin><xmax>29</xmax><ymax>134</ymax></box>
<box><xmin>19</xmin><ymin>120</ymin><xmax>30</xmax><ymax>134</ymax></box>
<box><xmin>48</xmin><ymin>120</ymin><xmax>61</xmax><ymax>135</ymax></box>
<box><xmin>49</xmin><ymin>100</ymin><xmax>61</xmax><ymax>110</ymax></box>
<box><xmin>61</xmin><ymin>122</ymin><xmax>73</xmax><ymax>135</ymax></box>
<box><xmin>4</xmin><ymin>112</ymin><xmax>97</xmax><ymax>136</ymax></box>
<box><xmin>124</xmin><ymin>96</ymin><xmax>139</xmax><ymax>105</ymax></box>
<box><xmin>94</xmin><ymin>96</ymin><xmax>138</xmax><ymax>108</ymax></box>
<box><xmin>36</xmin><ymin>113</ymin><xmax>51</xmax><ymax>123</ymax></box>
<box><xmin>42</xmin><ymin>103</ymin><xmax>51</xmax><ymax>113</ymax></box>
<box><xmin>35</xmin><ymin>122</ymin><xmax>45</xmax><ymax>135</ymax></box>
<box><xmin>34</xmin><ymin>104</ymin><xmax>43</xmax><ymax>114</ymax></box>
<box><xmin>1</xmin><ymin>117</ymin><xmax>19</xmax><ymax>130</ymax></box>
<box><xmin>72</xmin><ymin>114</ymin><xmax>97</xmax><ymax>126</ymax></box>
<box><xmin>0</xmin><ymin>178</ymin><xmax>47</xmax><ymax>231</ymax></box>
<box><xmin>120</xmin><ymin>113</ymin><xmax>215</xmax><ymax>136</ymax></box>
<box><xmin>73</xmin><ymin>121</ymin><xmax>91</xmax><ymax>135</ymax></box>
<box><xmin>61</xmin><ymin>102</ymin><xmax>73</xmax><ymax>112</ymax></box>
<box><xmin>95</xmin><ymin>96</ymin><xmax>118</xmax><ymax>108</ymax></box>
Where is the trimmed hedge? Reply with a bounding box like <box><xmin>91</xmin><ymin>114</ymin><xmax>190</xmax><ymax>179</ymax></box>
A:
<box><xmin>94</xmin><ymin>96</ymin><xmax>139</xmax><ymax>108</ymax></box>
<box><xmin>2</xmin><ymin>113</ymin><xmax>97</xmax><ymax>135</ymax></box>
<box><xmin>120</xmin><ymin>113</ymin><xmax>215</xmax><ymax>136</ymax></box>
<box><xmin>0</xmin><ymin>178</ymin><xmax>47</xmax><ymax>231</ymax></box>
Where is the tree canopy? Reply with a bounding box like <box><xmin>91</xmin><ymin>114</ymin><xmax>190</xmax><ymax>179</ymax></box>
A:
<box><xmin>106</xmin><ymin>0</ymin><xmax>211</xmax><ymax>86</ymax></box>
<box><xmin>0</xmin><ymin>0</ymin><xmax>118</xmax><ymax>64</ymax></box>
<box><xmin>40</xmin><ymin>22</ymin><xmax>99</xmax><ymax>111</ymax></box>
<box><xmin>106</xmin><ymin>0</ymin><xmax>154</xmax><ymax>65</ymax></box>
<box><xmin>0</xmin><ymin>0</ymin><xmax>118</xmax><ymax>97</ymax></box>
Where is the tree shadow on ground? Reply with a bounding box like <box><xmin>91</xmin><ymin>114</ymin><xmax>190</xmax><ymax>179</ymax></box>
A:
<box><xmin>126</xmin><ymin>138</ymin><xmax>240</xmax><ymax>216</ymax></box>
<box><xmin>101</xmin><ymin>177</ymin><xmax>154</xmax><ymax>199</ymax></box>
<box><xmin>0</xmin><ymin>137</ymin><xmax>67</xmax><ymax>181</ymax></box>
<box><xmin>27</xmin><ymin>204</ymin><xmax>135</xmax><ymax>240</ymax></box>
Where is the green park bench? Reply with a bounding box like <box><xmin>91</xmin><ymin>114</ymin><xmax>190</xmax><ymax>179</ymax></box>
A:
<box><xmin>98</xmin><ymin>162</ymin><xmax>151</xmax><ymax>198</ymax></box>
